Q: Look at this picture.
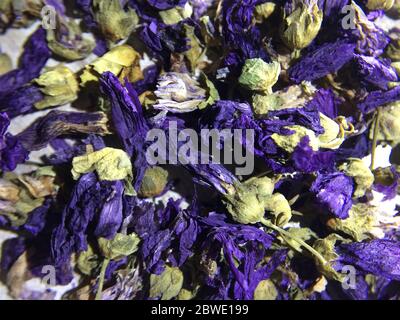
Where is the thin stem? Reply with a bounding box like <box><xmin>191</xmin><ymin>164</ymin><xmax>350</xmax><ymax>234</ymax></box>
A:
<box><xmin>95</xmin><ymin>258</ymin><xmax>110</xmax><ymax>300</ymax></box>
<box><xmin>370</xmin><ymin>108</ymin><xmax>381</xmax><ymax>171</ymax></box>
<box><xmin>260</xmin><ymin>218</ymin><xmax>328</xmax><ymax>266</ymax></box>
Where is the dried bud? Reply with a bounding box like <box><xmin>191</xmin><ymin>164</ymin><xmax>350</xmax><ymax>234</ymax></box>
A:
<box><xmin>339</xmin><ymin>158</ymin><xmax>374</xmax><ymax>198</ymax></box>
<box><xmin>272</xmin><ymin>125</ymin><xmax>319</xmax><ymax>153</ymax></box>
<box><xmin>263</xmin><ymin>193</ymin><xmax>292</xmax><ymax>226</ymax></box>
<box><xmin>34</xmin><ymin>65</ymin><xmax>79</xmax><ymax>110</ymax></box>
<box><xmin>153</xmin><ymin>72</ymin><xmax>207</xmax><ymax>113</ymax></box>
<box><xmin>47</xmin><ymin>17</ymin><xmax>95</xmax><ymax>61</ymax></box>
<box><xmin>138</xmin><ymin>166</ymin><xmax>169</xmax><ymax>198</ymax></box>
<box><xmin>312</xmin><ymin>234</ymin><xmax>346</xmax><ymax>281</ymax></box>
<box><xmin>327</xmin><ymin>203</ymin><xmax>378</xmax><ymax>241</ymax></box>
<box><xmin>317</xmin><ymin>113</ymin><xmax>344</xmax><ymax>150</ymax></box>
<box><xmin>239</xmin><ymin>59</ymin><xmax>281</xmax><ymax>93</ymax></box>
<box><xmin>223</xmin><ymin>177</ymin><xmax>275</xmax><ymax>224</ymax></box>
<box><xmin>93</xmin><ymin>0</ymin><xmax>139</xmax><ymax>42</ymax></box>
<box><xmin>280</xmin><ymin>0</ymin><xmax>323</xmax><ymax>51</ymax></box>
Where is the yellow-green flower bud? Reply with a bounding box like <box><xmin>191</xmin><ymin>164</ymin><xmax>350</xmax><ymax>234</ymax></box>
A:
<box><xmin>280</xmin><ymin>0</ymin><xmax>323</xmax><ymax>51</ymax></box>
<box><xmin>271</xmin><ymin>125</ymin><xmax>319</xmax><ymax>153</ymax></box>
<box><xmin>339</xmin><ymin>158</ymin><xmax>374</xmax><ymax>198</ymax></box>
<box><xmin>138</xmin><ymin>166</ymin><xmax>169</xmax><ymax>198</ymax></box>
<box><xmin>239</xmin><ymin>59</ymin><xmax>281</xmax><ymax>93</ymax></box>
<box><xmin>318</xmin><ymin>113</ymin><xmax>344</xmax><ymax>150</ymax></box>
<box><xmin>263</xmin><ymin>193</ymin><xmax>292</xmax><ymax>227</ymax></box>
<box><xmin>93</xmin><ymin>0</ymin><xmax>139</xmax><ymax>42</ymax></box>
<box><xmin>223</xmin><ymin>177</ymin><xmax>275</xmax><ymax>224</ymax></box>
<box><xmin>366</xmin><ymin>0</ymin><xmax>394</xmax><ymax>10</ymax></box>
<box><xmin>34</xmin><ymin>65</ymin><xmax>79</xmax><ymax>110</ymax></box>
<box><xmin>312</xmin><ymin>234</ymin><xmax>346</xmax><ymax>281</ymax></box>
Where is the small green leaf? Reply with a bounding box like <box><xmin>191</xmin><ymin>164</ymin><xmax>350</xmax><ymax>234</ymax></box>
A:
<box><xmin>254</xmin><ymin>279</ymin><xmax>278</xmax><ymax>300</ymax></box>
<box><xmin>98</xmin><ymin>233</ymin><xmax>141</xmax><ymax>260</ymax></box>
<box><xmin>149</xmin><ymin>266</ymin><xmax>184</xmax><ymax>300</ymax></box>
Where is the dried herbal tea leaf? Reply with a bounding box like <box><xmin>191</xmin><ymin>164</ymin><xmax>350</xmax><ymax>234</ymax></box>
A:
<box><xmin>313</xmin><ymin>234</ymin><xmax>346</xmax><ymax>282</ymax></box>
<box><xmin>252</xmin><ymin>83</ymin><xmax>315</xmax><ymax>115</ymax></box>
<box><xmin>47</xmin><ymin>19</ymin><xmax>95</xmax><ymax>61</ymax></box>
<box><xmin>149</xmin><ymin>266</ymin><xmax>184</xmax><ymax>300</ymax></box>
<box><xmin>0</xmin><ymin>178</ymin><xmax>20</xmax><ymax>202</ymax></box>
<box><xmin>183</xmin><ymin>23</ymin><xmax>205</xmax><ymax>71</ymax></box>
<box><xmin>77</xmin><ymin>245</ymin><xmax>100</xmax><ymax>276</ymax></box>
<box><xmin>72</xmin><ymin>147</ymin><xmax>133</xmax><ymax>181</ymax></box>
<box><xmin>197</xmin><ymin>72</ymin><xmax>220</xmax><ymax>110</ymax></box>
<box><xmin>326</xmin><ymin>203</ymin><xmax>378</xmax><ymax>241</ymax></box>
<box><xmin>98</xmin><ymin>232</ymin><xmax>140</xmax><ymax>260</ymax></box>
<box><xmin>1</xmin><ymin>188</ymin><xmax>44</xmax><ymax>227</ymax></box>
